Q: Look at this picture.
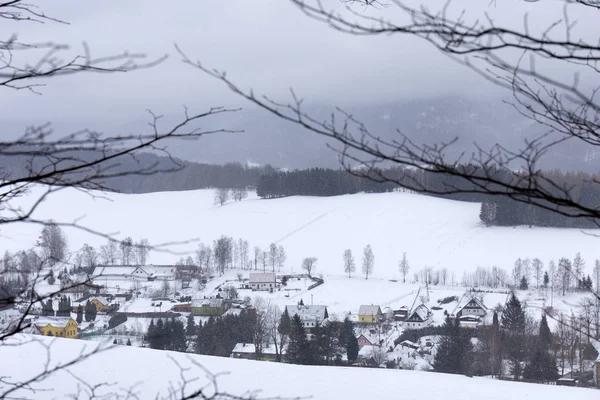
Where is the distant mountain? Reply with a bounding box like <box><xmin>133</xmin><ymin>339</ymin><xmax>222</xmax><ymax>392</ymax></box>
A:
<box><xmin>164</xmin><ymin>95</ymin><xmax>599</xmax><ymax>173</ymax></box>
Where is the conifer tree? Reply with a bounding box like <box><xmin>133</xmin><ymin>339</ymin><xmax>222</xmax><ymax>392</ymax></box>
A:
<box><xmin>286</xmin><ymin>315</ymin><xmax>310</xmax><ymax>365</ymax></box>
<box><xmin>76</xmin><ymin>305</ymin><xmax>83</xmax><ymax>324</ymax></box>
<box><xmin>186</xmin><ymin>314</ymin><xmax>196</xmax><ymax>336</ymax></box>
<box><xmin>519</xmin><ymin>276</ymin><xmax>529</xmax><ymax>290</ymax></box>
<box><xmin>433</xmin><ymin>316</ymin><xmax>473</xmax><ymax>375</ymax></box>
<box><xmin>346</xmin><ymin>333</ymin><xmax>359</xmax><ymax>363</ymax></box>
<box><xmin>501</xmin><ymin>293</ymin><xmax>526</xmax><ymax>379</ymax></box>
<box><xmin>126</xmin><ymin>338</ymin><xmax>132</xmax><ymax>346</ymax></box>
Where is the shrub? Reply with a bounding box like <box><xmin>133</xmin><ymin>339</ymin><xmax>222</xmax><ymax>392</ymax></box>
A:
<box><xmin>437</xmin><ymin>296</ymin><xmax>458</xmax><ymax>305</ymax></box>
<box><xmin>108</xmin><ymin>313</ymin><xmax>128</xmax><ymax>330</ymax></box>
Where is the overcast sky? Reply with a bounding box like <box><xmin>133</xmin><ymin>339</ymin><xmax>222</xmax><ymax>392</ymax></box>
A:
<box><xmin>0</xmin><ymin>0</ymin><xmax>594</xmax><ymax>141</ymax></box>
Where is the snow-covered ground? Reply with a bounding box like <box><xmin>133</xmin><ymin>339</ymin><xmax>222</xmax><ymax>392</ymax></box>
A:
<box><xmin>1</xmin><ymin>334</ymin><xmax>597</xmax><ymax>400</ymax></box>
<box><xmin>4</xmin><ymin>186</ymin><xmax>600</xmax><ymax>280</ymax></box>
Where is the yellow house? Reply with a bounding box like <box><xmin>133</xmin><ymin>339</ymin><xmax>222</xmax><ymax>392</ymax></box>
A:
<box><xmin>35</xmin><ymin>317</ymin><xmax>78</xmax><ymax>338</ymax></box>
<box><xmin>358</xmin><ymin>305</ymin><xmax>383</xmax><ymax>324</ymax></box>
<box><xmin>90</xmin><ymin>297</ymin><xmax>110</xmax><ymax>312</ymax></box>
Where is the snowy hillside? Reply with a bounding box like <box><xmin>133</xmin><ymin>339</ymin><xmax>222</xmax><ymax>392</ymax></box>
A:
<box><xmin>1</xmin><ymin>335</ymin><xmax>597</xmax><ymax>400</ymax></box>
<box><xmin>3</xmin><ymin>186</ymin><xmax>600</xmax><ymax>278</ymax></box>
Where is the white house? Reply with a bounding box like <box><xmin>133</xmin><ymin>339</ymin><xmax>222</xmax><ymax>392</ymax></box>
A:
<box><xmin>285</xmin><ymin>304</ymin><xmax>328</xmax><ymax>328</ymax></box>
<box><xmin>91</xmin><ymin>265</ymin><xmax>176</xmax><ymax>281</ymax></box>
<box><xmin>404</xmin><ymin>304</ymin><xmax>432</xmax><ymax>329</ymax></box>
<box><xmin>249</xmin><ymin>273</ymin><xmax>277</xmax><ymax>291</ymax></box>
<box><xmin>454</xmin><ymin>296</ymin><xmax>488</xmax><ymax>318</ymax></box>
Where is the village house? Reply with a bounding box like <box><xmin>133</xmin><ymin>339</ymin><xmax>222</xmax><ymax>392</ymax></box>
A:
<box><xmin>171</xmin><ymin>303</ymin><xmax>192</xmax><ymax>313</ymax></box>
<box><xmin>392</xmin><ymin>306</ymin><xmax>409</xmax><ymax>322</ymax></box>
<box><xmin>231</xmin><ymin>343</ymin><xmax>284</xmax><ymax>361</ymax></box>
<box><xmin>454</xmin><ymin>297</ymin><xmax>487</xmax><ymax>318</ymax></box>
<box><xmin>249</xmin><ymin>272</ymin><xmax>277</xmax><ymax>291</ymax></box>
<box><xmin>285</xmin><ymin>304</ymin><xmax>328</xmax><ymax>328</ymax></box>
<box><xmin>357</xmin><ymin>334</ymin><xmax>374</xmax><ymax>349</ymax></box>
<box><xmin>191</xmin><ymin>298</ymin><xmax>226</xmax><ymax>316</ymax></box>
<box><xmin>72</xmin><ymin>296</ymin><xmax>115</xmax><ymax>313</ymax></box>
<box><xmin>91</xmin><ymin>265</ymin><xmax>177</xmax><ymax>281</ymax></box>
<box><xmin>358</xmin><ymin>305</ymin><xmax>383</xmax><ymax>324</ymax></box>
<box><xmin>404</xmin><ymin>304</ymin><xmax>432</xmax><ymax>329</ymax></box>
<box><xmin>34</xmin><ymin>317</ymin><xmax>78</xmax><ymax>338</ymax></box>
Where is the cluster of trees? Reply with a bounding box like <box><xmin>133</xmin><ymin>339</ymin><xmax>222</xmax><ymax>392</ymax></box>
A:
<box><xmin>194</xmin><ymin>312</ymin><xmax>256</xmax><ymax>357</ymax></box>
<box><xmin>256</xmin><ymin>168</ymin><xmax>398</xmax><ymax>199</ymax></box>
<box><xmin>434</xmin><ymin>294</ymin><xmax>559</xmax><ymax>382</ymax></box>
<box><xmin>512</xmin><ymin>254</ymin><xmax>600</xmax><ymax>296</ymax></box>
<box><xmin>478</xmin><ymin>170</ymin><xmax>600</xmax><ymax>228</ymax></box>
<box><xmin>145</xmin><ymin>318</ymin><xmax>187</xmax><ymax>352</ymax></box>
<box><xmin>91</xmin><ymin>237</ymin><xmax>150</xmax><ymax>267</ymax></box>
<box><xmin>432</xmin><ymin>292</ymin><xmax>599</xmax><ymax>384</ymax></box>
<box><xmin>340</xmin><ymin>245</ymin><xmax>375</xmax><ymax>279</ymax></box>
<box><xmin>145</xmin><ymin>299</ymin><xmax>361</xmax><ymax>368</ymax></box>
<box><xmin>195</xmin><ymin>237</ymin><xmax>286</xmax><ymax>276</ymax></box>
<box><xmin>213</xmin><ymin>187</ymin><xmax>249</xmax><ymax>206</ymax></box>
<box><xmin>55</xmin><ymin>296</ymin><xmax>72</xmax><ymax>317</ymax></box>
<box><xmin>283</xmin><ymin>312</ymin><xmax>358</xmax><ymax>366</ymax></box>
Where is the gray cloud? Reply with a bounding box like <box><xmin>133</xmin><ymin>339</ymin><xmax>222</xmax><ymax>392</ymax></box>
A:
<box><xmin>0</xmin><ymin>0</ymin><xmax>594</xmax><ymax>167</ymax></box>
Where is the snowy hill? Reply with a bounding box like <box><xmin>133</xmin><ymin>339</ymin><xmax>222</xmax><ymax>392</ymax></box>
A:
<box><xmin>1</xmin><ymin>335</ymin><xmax>597</xmax><ymax>400</ymax></box>
<box><xmin>3</xmin><ymin>186</ymin><xmax>600</xmax><ymax>279</ymax></box>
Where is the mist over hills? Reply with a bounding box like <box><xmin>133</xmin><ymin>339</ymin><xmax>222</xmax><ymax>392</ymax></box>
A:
<box><xmin>164</xmin><ymin>95</ymin><xmax>597</xmax><ymax>173</ymax></box>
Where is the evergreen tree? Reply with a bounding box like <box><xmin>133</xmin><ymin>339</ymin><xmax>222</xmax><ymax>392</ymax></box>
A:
<box><xmin>126</xmin><ymin>338</ymin><xmax>132</xmax><ymax>346</ymax></box>
<box><xmin>346</xmin><ymin>333</ymin><xmax>359</xmax><ymax>363</ymax></box>
<box><xmin>76</xmin><ymin>305</ymin><xmax>83</xmax><ymax>324</ymax></box>
<box><xmin>286</xmin><ymin>315</ymin><xmax>310</xmax><ymax>365</ymax></box>
<box><xmin>538</xmin><ymin>314</ymin><xmax>552</xmax><ymax>351</ymax></box>
<box><xmin>501</xmin><ymin>293</ymin><xmax>526</xmax><ymax>379</ymax></box>
<box><xmin>84</xmin><ymin>300</ymin><xmax>97</xmax><ymax>322</ymax></box>
<box><xmin>146</xmin><ymin>319</ymin><xmax>160</xmax><ymax>349</ymax></box>
<box><xmin>501</xmin><ymin>293</ymin><xmax>525</xmax><ymax>333</ymax></box>
<box><xmin>433</xmin><ymin>316</ymin><xmax>473</xmax><ymax>375</ymax></box>
<box><xmin>186</xmin><ymin>314</ymin><xmax>196</xmax><ymax>336</ymax></box>
<box><xmin>543</xmin><ymin>271</ymin><xmax>550</xmax><ymax>288</ymax></box>
<box><xmin>278</xmin><ymin>308</ymin><xmax>292</xmax><ymax>337</ymax></box>
<box><xmin>519</xmin><ymin>276</ymin><xmax>529</xmax><ymax>290</ymax></box>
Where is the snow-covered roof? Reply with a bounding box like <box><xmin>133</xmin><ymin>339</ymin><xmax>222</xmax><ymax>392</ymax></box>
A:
<box><xmin>406</xmin><ymin>304</ymin><xmax>430</xmax><ymax>323</ymax></box>
<box><xmin>358</xmin><ymin>344</ymin><xmax>380</xmax><ymax>358</ymax></box>
<box><xmin>34</xmin><ymin>317</ymin><xmax>74</xmax><ymax>328</ymax></box>
<box><xmin>399</xmin><ymin>340</ymin><xmax>419</xmax><ymax>348</ymax></box>
<box><xmin>453</xmin><ymin>295</ymin><xmax>487</xmax><ymax>315</ymax></box>
<box><xmin>358</xmin><ymin>305</ymin><xmax>381</xmax><ymax>316</ymax></box>
<box><xmin>249</xmin><ymin>273</ymin><xmax>276</xmax><ymax>283</ymax></box>
<box><xmin>231</xmin><ymin>343</ymin><xmax>285</xmax><ymax>355</ymax></box>
<box><xmin>92</xmin><ymin>266</ymin><xmax>138</xmax><ymax>277</ymax></box>
<box><xmin>192</xmin><ymin>298</ymin><xmax>223</xmax><ymax>308</ymax></box>
<box><xmin>142</xmin><ymin>265</ymin><xmax>177</xmax><ymax>277</ymax></box>
<box><xmin>285</xmin><ymin>305</ymin><xmax>328</xmax><ymax>324</ymax></box>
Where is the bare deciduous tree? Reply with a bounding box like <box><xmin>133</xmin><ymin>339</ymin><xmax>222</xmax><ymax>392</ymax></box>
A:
<box><xmin>232</xmin><ymin>187</ymin><xmax>249</xmax><ymax>202</ymax></box>
<box><xmin>343</xmin><ymin>249</ymin><xmax>355</xmax><ymax>278</ymax></box>
<box><xmin>301</xmin><ymin>257</ymin><xmax>318</xmax><ymax>277</ymax></box>
<box><xmin>135</xmin><ymin>238</ymin><xmax>151</xmax><ymax>265</ymax></box>
<box><xmin>99</xmin><ymin>239</ymin><xmax>120</xmax><ymax>265</ymax></box>
<box><xmin>36</xmin><ymin>221</ymin><xmax>68</xmax><ymax>265</ymax></box>
<box><xmin>276</xmin><ymin>245</ymin><xmax>286</xmax><ymax>272</ymax></box>
<box><xmin>362</xmin><ymin>244</ymin><xmax>374</xmax><ymax>280</ymax></box>
<box><xmin>398</xmin><ymin>252</ymin><xmax>409</xmax><ymax>283</ymax></box>
<box><xmin>213</xmin><ymin>188</ymin><xmax>230</xmax><ymax>206</ymax></box>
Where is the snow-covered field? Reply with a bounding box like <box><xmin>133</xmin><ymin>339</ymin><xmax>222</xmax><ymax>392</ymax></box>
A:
<box><xmin>1</xmin><ymin>334</ymin><xmax>597</xmax><ymax>400</ymax></box>
<box><xmin>4</xmin><ymin>186</ymin><xmax>600</xmax><ymax>280</ymax></box>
